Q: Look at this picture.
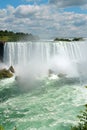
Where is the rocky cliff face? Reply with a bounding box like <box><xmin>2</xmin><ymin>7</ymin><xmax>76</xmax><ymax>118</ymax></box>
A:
<box><xmin>0</xmin><ymin>41</ymin><xmax>5</xmax><ymax>62</ymax></box>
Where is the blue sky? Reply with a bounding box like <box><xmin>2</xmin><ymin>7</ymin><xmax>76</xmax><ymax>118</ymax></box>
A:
<box><xmin>0</xmin><ymin>0</ymin><xmax>48</xmax><ymax>8</ymax></box>
<box><xmin>0</xmin><ymin>0</ymin><xmax>87</xmax><ymax>38</ymax></box>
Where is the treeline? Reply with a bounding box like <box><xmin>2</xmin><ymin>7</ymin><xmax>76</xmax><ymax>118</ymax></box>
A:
<box><xmin>0</xmin><ymin>30</ymin><xmax>39</xmax><ymax>42</ymax></box>
<box><xmin>54</xmin><ymin>37</ymin><xmax>84</xmax><ymax>42</ymax></box>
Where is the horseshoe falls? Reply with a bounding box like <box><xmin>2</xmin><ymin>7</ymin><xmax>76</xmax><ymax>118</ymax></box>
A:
<box><xmin>4</xmin><ymin>41</ymin><xmax>87</xmax><ymax>81</ymax></box>
<box><xmin>0</xmin><ymin>40</ymin><xmax>87</xmax><ymax>130</ymax></box>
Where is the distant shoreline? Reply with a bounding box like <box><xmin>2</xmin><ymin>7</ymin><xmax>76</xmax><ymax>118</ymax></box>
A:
<box><xmin>54</xmin><ymin>37</ymin><xmax>84</xmax><ymax>42</ymax></box>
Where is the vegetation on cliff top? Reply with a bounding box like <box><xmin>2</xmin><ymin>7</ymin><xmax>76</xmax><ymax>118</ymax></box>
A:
<box><xmin>0</xmin><ymin>30</ymin><xmax>39</xmax><ymax>42</ymax></box>
<box><xmin>54</xmin><ymin>37</ymin><xmax>84</xmax><ymax>42</ymax></box>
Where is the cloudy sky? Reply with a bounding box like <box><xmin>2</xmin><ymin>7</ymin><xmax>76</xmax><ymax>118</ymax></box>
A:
<box><xmin>0</xmin><ymin>0</ymin><xmax>87</xmax><ymax>39</ymax></box>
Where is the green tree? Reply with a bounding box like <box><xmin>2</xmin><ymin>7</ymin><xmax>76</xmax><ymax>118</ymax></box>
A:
<box><xmin>0</xmin><ymin>125</ymin><xmax>4</xmax><ymax>130</ymax></box>
<box><xmin>71</xmin><ymin>104</ymin><xmax>87</xmax><ymax>130</ymax></box>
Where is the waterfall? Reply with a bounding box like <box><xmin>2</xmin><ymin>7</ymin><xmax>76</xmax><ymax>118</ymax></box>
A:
<box><xmin>3</xmin><ymin>40</ymin><xmax>87</xmax><ymax>80</ymax></box>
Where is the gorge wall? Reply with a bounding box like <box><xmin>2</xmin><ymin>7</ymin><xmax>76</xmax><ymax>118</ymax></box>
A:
<box><xmin>0</xmin><ymin>41</ymin><xmax>5</xmax><ymax>62</ymax></box>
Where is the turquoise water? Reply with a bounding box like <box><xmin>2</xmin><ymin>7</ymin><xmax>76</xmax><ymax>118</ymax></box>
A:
<box><xmin>0</xmin><ymin>77</ymin><xmax>87</xmax><ymax>130</ymax></box>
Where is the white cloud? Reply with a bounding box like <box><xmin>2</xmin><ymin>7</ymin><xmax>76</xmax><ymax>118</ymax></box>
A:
<box><xmin>0</xmin><ymin>4</ymin><xmax>87</xmax><ymax>38</ymax></box>
<box><xmin>25</xmin><ymin>0</ymin><xmax>43</xmax><ymax>3</ymax></box>
<box><xmin>14</xmin><ymin>5</ymin><xmax>40</xmax><ymax>18</ymax></box>
<box><xmin>0</xmin><ymin>9</ymin><xmax>7</xmax><ymax>18</ymax></box>
<box><xmin>49</xmin><ymin>0</ymin><xmax>87</xmax><ymax>8</ymax></box>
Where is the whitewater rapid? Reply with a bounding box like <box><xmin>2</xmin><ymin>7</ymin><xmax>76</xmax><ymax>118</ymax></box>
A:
<box><xmin>0</xmin><ymin>77</ymin><xmax>87</xmax><ymax>130</ymax></box>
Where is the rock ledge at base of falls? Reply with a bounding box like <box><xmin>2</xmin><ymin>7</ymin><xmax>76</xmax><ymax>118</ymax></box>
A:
<box><xmin>0</xmin><ymin>66</ymin><xmax>15</xmax><ymax>79</ymax></box>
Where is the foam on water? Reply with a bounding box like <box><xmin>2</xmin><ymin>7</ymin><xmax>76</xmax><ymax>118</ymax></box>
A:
<box><xmin>0</xmin><ymin>78</ymin><xmax>87</xmax><ymax>130</ymax></box>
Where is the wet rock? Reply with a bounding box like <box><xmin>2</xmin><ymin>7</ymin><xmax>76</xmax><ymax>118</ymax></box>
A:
<box><xmin>58</xmin><ymin>73</ymin><xmax>66</xmax><ymax>78</ymax></box>
<box><xmin>0</xmin><ymin>66</ymin><xmax>15</xmax><ymax>79</ymax></box>
<box><xmin>8</xmin><ymin>66</ymin><xmax>15</xmax><ymax>73</ymax></box>
<box><xmin>48</xmin><ymin>69</ymin><xmax>54</xmax><ymax>77</ymax></box>
<box><xmin>85</xmin><ymin>86</ymin><xmax>87</xmax><ymax>88</ymax></box>
<box><xmin>0</xmin><ymin>68</ymin><xmax>13</xmax><ymax>79</ymax></box>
